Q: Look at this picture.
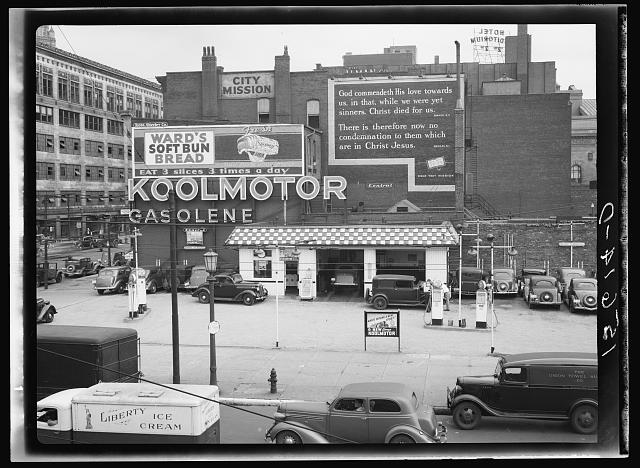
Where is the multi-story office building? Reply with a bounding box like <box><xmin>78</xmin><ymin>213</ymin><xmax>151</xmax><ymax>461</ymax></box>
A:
<box><xmin>35</xmin><ymin>25</ymin><xmax>163</xmax><ymax>239</ymax></box>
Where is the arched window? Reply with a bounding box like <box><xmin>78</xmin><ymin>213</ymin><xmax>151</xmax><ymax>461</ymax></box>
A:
<box><xmin>257</xmin><ymin>98</ymin><xmax>270</xmax><ymax>123</ymax></box>
<box><xmin>307</xmin><ymin>99</ymin><xmax>320</xmax><ymax>128</ymax></box>
<box><xmin>571</xmin><ymin>164</ymin><xmax>582</xmax><ymax>184</ymax></box>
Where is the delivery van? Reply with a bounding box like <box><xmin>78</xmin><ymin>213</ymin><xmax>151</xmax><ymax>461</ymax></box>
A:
<box><xmin>37</xmin><ymin>325</ymin><xmax>141</xmax><ymax>401</ymax></box>
<box><xmin>37</xmin><ymin>382</ymin><xmax>220</xmax><ymax>444</ymax></box>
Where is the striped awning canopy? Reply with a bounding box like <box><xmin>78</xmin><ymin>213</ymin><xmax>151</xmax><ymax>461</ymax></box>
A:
<box><xmin>225</xmin><ymin>224</ymin><xmax>459</xmax><ymax>248</ymax></box>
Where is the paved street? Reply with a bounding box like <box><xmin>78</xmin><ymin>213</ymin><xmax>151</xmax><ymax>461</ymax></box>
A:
<box><xmin>28</xmin><ymin>266</ymin><xmax>599</xmax><ymax>449</ymax></box>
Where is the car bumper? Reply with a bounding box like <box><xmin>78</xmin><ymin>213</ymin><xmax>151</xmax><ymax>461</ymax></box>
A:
<box><xmin>573</xmin><ymin>304</ymin><xmax>597</xmax><ymax>312</ymax></box>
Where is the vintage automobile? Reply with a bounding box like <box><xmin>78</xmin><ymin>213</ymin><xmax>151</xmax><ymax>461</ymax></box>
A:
<box><xmin>64</xmin><ymin>256</ymin><xmax>101</xmax><ymax>277</ymax></box>
<box><xmin>523</xmin><ymin>275</ymin><xmax>562</xmax><ymax>309</ymax></box>
<box><xmin>74</xmin><ymin>235</ymin><xmax>99</xmax><ymax>250</ymax></box>
<box><xmin>555</xmin><ymin>267</ymin><xmax>587</xmax><ymax>304</ymax></box>
<box><xmin>516</xmin><ymin>267</ymin><xmax>548</xmax><ymax>297</ymax></box>
<box><xmin>491</xmin><ymin>268</ymin><xmax>518</xmax><ymax>296</ymax></box>
<box><xmin>365</xmin><ymin>274</ymin><xmax>428</xmax><ymax>310</ymax></box>
<box><xmin>144</xmin><ymin>266</ymin><xmax>167</xmax><ymax>294</ymax></box>
<box><xmin>265</xmin><ymin>381</ymin><xmax>447</xmax><ymax>444</ymax></box>
<box><xmin>182</xmin><ymin>265</ymin><xmax>209</xmax><ymax>291</ymax></box>
<box><xmin>92</xmin><ymin>266</ymin><xmax>131</xmax><ymax>295</ymax></box>
<box><xmin>566</xmin><ymin>278</ymin><xmax>598</xmax><ymax>313</ymax></box>
<box><xmin>449</xmin><ymin>267</ymin><xmax>490</xmax><ymax>296</ymax></box>
<box><xmin>330</xmin><ymin>264</ymin><xmax>360</xmax><ymax>288</ymax></box>
<box><xmin>163</xmin><ymin>263</ymin><xmax>195</xmax><ymax>291</ymax></box>
<box><xmin>447</xmin><ymin>352</ymin><xmax>598</xmax><ymax>434</ymax></box>
<box><xmin>191</xmin><ymin>272</ymin><xmax>268</xmax><ymax>306</ymax></box>
<box><xmin>37</xmin><ymin>262</ymin><xmax>64</xmax><ymax>286</ymax></box>
<box><xmin>36</xmin><ymin>297</ymin><xmax>57</xmax><ymax>324</ymax></box>
<box><xmin>92</xmin><ymin>234</ymin><xmax>120</xmax><ymax>249</ymax></box>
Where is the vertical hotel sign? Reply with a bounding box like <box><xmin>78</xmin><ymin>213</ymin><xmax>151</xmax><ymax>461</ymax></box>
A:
<box><xmin>328</xmin><ymin>76</ymin><xmax>457</xmax><ymax>192</ymax></box>
<box><xmin>132</xmin><ymin>124</ymin><xmax>304</xmax><ymax>178</ymax></box>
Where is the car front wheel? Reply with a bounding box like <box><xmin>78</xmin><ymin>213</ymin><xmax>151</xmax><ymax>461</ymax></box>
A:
<box><xmin>97</xmin><ymin>289</ymin><xmax>105</xmax><ymax>295</ymax></box>
<box><xmin>275</xmin><ymin>430</ymin><xmax>302</xmax><ymax>444</ymax></box>
<box><xmin>242</xmin><ymin>293</ymin><xmax>255</xmax><ymax>306</ymax></box>
<box><xmin>115</xmin><ymin>282</ymin><xmax>125</xmax><ymax>294</ymax></box>
<box><xmin>570</xmin><ymin>404</ymin><xmax>597</xmax><ymax>434</ymax></box>
<box><xmin>148</xmin><ymin>281</ymin><xmax>157</xmax><ymax>294</ymax></box>
<box><xmin>198</xmin><ymin>291</ymin><xmax>210</xmax><ymax>304</ymax></box>
<box><xmin>373</xmin><ymin>296</ymin><xmax>388</xmax><ymax>310</ymax></box>
<box><xmin>452</xmin><ymin>401</ymin><xmax>482</xmax><ymax>430</ymax></box>
<box><xmin>389</xmin><ymin>434</ymin><xmax>415</xmax><ymax>444</ymax></box>
<box><xmin>56</xmin><ymin>273</ymin><xmax>63</xmax><ymax>283</ymax></box>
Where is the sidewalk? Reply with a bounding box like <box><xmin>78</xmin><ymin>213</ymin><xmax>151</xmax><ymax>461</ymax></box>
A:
<box><xmin>40</xmin><ymin>279</ymin><xmax>597</xmax><ymax>408</ymax></box>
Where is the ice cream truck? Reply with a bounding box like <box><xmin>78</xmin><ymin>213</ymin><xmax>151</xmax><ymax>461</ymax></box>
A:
<box><xmin>37</xmin><ymin>382</ymin><xmax>220</xmax><ymax>444</ymax></box>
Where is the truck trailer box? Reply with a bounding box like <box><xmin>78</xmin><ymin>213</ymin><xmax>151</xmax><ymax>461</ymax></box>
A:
<box><xmin>37</xmin><ymin>325</ymin><xmax>141</xmax><ymax>401</ymax></box>
<box><xmin>37</xmin><ymin>383</ymin><xmax>220</xmax><ymax>444</ymax></box>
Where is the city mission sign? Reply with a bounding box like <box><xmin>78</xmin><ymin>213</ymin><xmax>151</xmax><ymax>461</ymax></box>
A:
<box><xmin>127</xmin><ymin>175</ymin><xmax>347</xmax><ymax>225</ymax></box>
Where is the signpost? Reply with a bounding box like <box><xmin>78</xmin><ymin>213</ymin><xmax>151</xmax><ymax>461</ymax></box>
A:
<box><xmin>364</xmin><ymin>310</ymin><xmax>400</xmax><ymax>352</ymax></box>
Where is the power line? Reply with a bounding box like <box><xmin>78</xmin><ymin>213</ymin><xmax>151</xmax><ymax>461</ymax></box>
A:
<box><xmin>55</xmin><ymin>26</ymin><xmax>77</xmax><ymax>56</ymax></box>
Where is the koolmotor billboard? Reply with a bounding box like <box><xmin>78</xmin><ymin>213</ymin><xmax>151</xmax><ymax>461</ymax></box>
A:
<box><xmin>132</xmin><ymin>123</ymin><xmax>304</xmax><ymax>178</ymax></box>
<box><xmin>328</xmin><ymin>76</ymin><xmax>458</xmax><ymax>192</ymax></box>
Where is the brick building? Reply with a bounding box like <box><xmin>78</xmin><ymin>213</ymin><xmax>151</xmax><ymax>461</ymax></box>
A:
<box><xmin>128</xmin><ymin>24</ymin><xmax>595</xmax><ymax>298</ymax></box>
<box><xmin>35</xmin><ymin>25</ymin><xmax>163</xmax><ymax>239</ymax></box>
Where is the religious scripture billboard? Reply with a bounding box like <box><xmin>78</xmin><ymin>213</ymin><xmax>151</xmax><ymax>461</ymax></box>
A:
<box><xmin>132</xmin><ymin>124</ymin><xmax>304</xmax><ymax>178</ymax></box>
<box><xmin>328</xmin><ymin>76</ymin><xmax>458</xmax><ymax>192</ymax></box>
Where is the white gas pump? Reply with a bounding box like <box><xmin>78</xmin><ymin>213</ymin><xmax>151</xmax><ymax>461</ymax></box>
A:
<box><xmin>134</xmin><ymin>267</ymin><xmax>147</xmax><ymax>312</ymax></box>
<box><xmin>430</xmin><ymin>280</ymin><xmax>444</xmax><ymax>325</ymax></box>
<box><xmin>127</xmin><ymin>269</ymin><xmax>139</xmax><ymax>319</ymax></box>
<box><xmin>475</xmin><ymin>279</ymin><xmax>488</xmax><ymax>328</ymax></box>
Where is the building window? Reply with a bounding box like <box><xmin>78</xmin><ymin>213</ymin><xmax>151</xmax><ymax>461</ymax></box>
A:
<box><xmin>70</xmin><ymin>75</ymin><xmax>80</xmax><ymax>103</ymax></box>
<box><xmin>36</xmin><ymin>162</ymin><xmax>55</xmax><ymax>180</ymax></box>
<box><xmin>59</xmin><ymin>109</ymin><xmax>80</xmax><ymax>128</ymax></box>
<box><xmin>57</xmin><ymin>72</ymin><xmax>69</xmax><ymax>101</ymax></box>
<box><xmin>84</xmin><ymin>81</ymin><xmax>94</xmax><ymax>107</ymax></box>
<box><xmin>85</xmin><ymin>191</ymin><xmax>104</xmax><ymax>205</ymax></box>
<box><xmin>59</xmin><ymin>136</ymin><xmax>81</xmax><ymax>155</ymax></box>
<box><xmin>107</xmin><ymin>119</ymin><xmax>124</xmax><ymax>136</ymax></box>
<box><xmin>152</xmin><ymin>103</ymin><xmax>159</xmax><ymax>119</ymax></box>
<box><xmin>135</xmin><ymin>98</ymin><xmax>143</xmax><ymax>118</ymax></box>
<box><xmin>116</xmin><ymin>91</ymin><xmax>124</xmax><ymax>112</ymax></box>
<box><xmin>253</xmin><ymin>249</ymin><xmax>273</xmax><ymax>278</ymax></box>
<box><xmin>587</xmin><ymin>152</ymin><xmax>594</xmax><ymax>161</ymax></box>
<box><xmin>307</xmin><ymin>99</ymin><xmax>320</xmax><ymax>128</ymax></box>
<box><xmin>257</xmin><ymin>98</ymin><xmax>270</xmax><ymax>123</ymax></box>
<box><xmin>144</xmin><ymin>102</ymin><xmax>152</xmax><ymax>118</ymax></box>
<box><xmin>107</xmin><ymin>90</ymin><xmax>116</xmax><ymax>112</ymax></box>
<box><xmin>36</xmin><ymin>104</ymin><xmax>54</xmax><ymax>124</ymax></box>
<box><xmin>40</xmin><ymin>67</ymin><xmax>53</xmax><ymax>97</ymax></box>
<box><xmin>126</xmin><ymin>96</ymin><xmax>134</xmax><ymax>112</ymax></box>
<box><xmin>85</xmin><ymin>140</ymin><xmax>104</xmax><ymax>158</ymax></box>
<box><xmin>60</xmin><ymin>164</ymin><xmax>81</xmax><ymax>181</ymax></box>
<box><xmin>571</xmin><ymin>164</ymin><xmax>582</xmax><ymax>184</ymax></box>
<box><xmin>85</xmin><ymin>115</ymin><xmax>103</xmax><ymax>133</ymax></box>
<box><xmin>185</xmin><ymin>229</ymin><xmax>205</xmax><ymax>246</ymax></box>
<box><xmin>94</xmin><ymin>86</ymin><xmax>103</xmax><ymax>109</ymax></box>
<box><xmin>36</xmin><ymin>133</ymin><xmax>55</xmax><ymax>152</ymax></box>
<box><xmin>107</xmin><ymin>143</ymin><xmax>125</xmax><ymax>159</ymax></box>
<box><xmin>85</xmin><ymin>165</ymin><xmax>104</xmax><ymax>182</ymax></box>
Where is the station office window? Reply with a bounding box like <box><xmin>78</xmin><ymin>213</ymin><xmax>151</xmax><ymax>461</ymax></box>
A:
<box><xmin>307</xmin><ymin>99</ymin><xmax>320</xmax><ymax>128</ymax></box>
<box><xmin>185</xmin><ymin>229</ymin><xmax>205</xmax><ymax>246</ymax></box>
<box><xmin>257</xmin><ymin>98</ymin><xmax>270</xmax><ymax>123</ymax></box>
<box><xmin>253</xmin><ymin>249</ymin><xmax>273</xmax><ymax>278</ymax></box>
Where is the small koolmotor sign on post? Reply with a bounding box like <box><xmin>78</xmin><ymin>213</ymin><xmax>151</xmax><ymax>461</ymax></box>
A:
<box><xmin>364</xmin><ymin>310</ymin><xmax>400</xmax><ymax>352</ymax></box>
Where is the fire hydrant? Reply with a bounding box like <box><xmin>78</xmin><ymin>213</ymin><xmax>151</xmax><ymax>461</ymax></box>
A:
<box><xmin>268</xmin><ymin>368</ymin><xmax>278</xmax><ymax>394</ymax></box>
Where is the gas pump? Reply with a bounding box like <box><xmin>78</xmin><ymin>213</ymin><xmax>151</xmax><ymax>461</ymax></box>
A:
<box><xmin>127</xmin><ymin>269</ymin><xmax>139</xmax><ymax>319</ymax></box>
<box><xmin>475</xmin><ymin>280</ymin><xmax>488</xmax><ymax>328</ymax></box>
<box><xmin>127</xmin><ymin>267</ymin><xmax>148</xmax><ymax>318</ymax></box>
<box><xmin>430</xmin><ymin>280</ymin><xmax>444</xmax><ymax>325</ymax></box>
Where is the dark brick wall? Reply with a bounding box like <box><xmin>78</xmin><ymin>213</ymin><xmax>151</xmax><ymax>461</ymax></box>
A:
<box><xmin>163</xmin><ymin>72</ymin><xmax>203</xmax><ymax>120</ymax></box>
<box><xmin>448</xmin><ymin>220</ymin><xmax>597</xmax><ymax>278</ymax></box>
<box><xmin>470</xmin><ymin>93</ymin><xmax>572</xmax><ymax>217</ymax></box>
<box><xmin>570</xmin><ymin>184</ymin><xmax>598</xmax><ymax>217</ymax></box>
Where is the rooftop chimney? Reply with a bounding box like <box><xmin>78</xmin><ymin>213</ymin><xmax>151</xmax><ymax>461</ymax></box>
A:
<box><xmin>434</xmin><ymin>55</ymin><xmax>439</xmax><ymax>64</ymax></box>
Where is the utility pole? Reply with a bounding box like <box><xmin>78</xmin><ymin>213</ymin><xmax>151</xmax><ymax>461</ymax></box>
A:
<box><xmin>169</xmin><ymin>189</ymin><xmax>180</xmax><ymax>384</ymax></box>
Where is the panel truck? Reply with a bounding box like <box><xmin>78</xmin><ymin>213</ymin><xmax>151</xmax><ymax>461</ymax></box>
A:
<box><xmin>37</xmin><ymin>382</ymin><xmax>220</xmax><ymax>444</ymax></box>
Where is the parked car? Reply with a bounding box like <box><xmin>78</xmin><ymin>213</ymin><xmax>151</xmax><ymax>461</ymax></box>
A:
<box><xmin>566</xmin><ymin>278</ymin><xmax>598</xmax><ymax>313</ymax></box>
<box><xmin>74</xmin><ymin>236</ymin><xmax>99</xmax><ymax>249</ymax></box>
<box><xmin>144</xmin><ymin>266</ymin><xmax>166</xmax><ymax>294</ymax></box>
<box><xmin>266</xmin><ymin>382</ymin><xmax>447</xmax><ymax>444</ymax></box>
<box><xmin>37</xmin><ymin>262</ymin><xmax>63</xmax><ymax>286</ymax></box>
<box><xmin>182</xmin><ymin>265</ymin><xmax>209</xmax><ymax>291</ymax></box>
<box><xmin>449</xmin><ymin>267</ymin><xmax>490</xmax><ymax>296</ymax></box>
<box><xmin>163</xmin><ymin>263</ymin><xmax>195</xmax><ymax>291</ymax></box>
<box><xmin>92</xmin><ymin>266</ymin><xmax>131</xmax><ymax>295</ymax></box>
<box><xmin>491</xmin><ymin>268</ymin><xmax>518</xmax><ymax>296</ymax></box>
<box><xmin>330</xmin><ymin>264</ymin><xmax>360</xmax><ymax>288</ymax></box>
<box><xmin>92</xmin><ymin>234</ymin><xmax>120</xmax><ymax>249</ymax></box>
<box><xmin>555</xmin><ymin>267</ymin><xmax>587</xmax><ymax>304</ymax></box>
<box><xmin>516</xmin><ymin>267</ymin><xmax>548</xmax><ymax>297</ymax></box>
<box><xmin>447</xmin><ymin>352</ymin><xmax>598</xmax><ymax>434</ymax></box>
<box><xmin>365</xmin><ymin>274</ymin><xmax>428</xmax><ymax>310</ymax></box>
<box><xmin>64</xmin><ymin>256</ymin><xmax>101</xmax><ymax>277</ymax></box>
<box><xmin>523</xmin><ymin>275</ymin><xmax>562</xmax><ymax>309</ymax></box>
<box><xmin>36</xmin><ymin>298</ymin><xmax>57</xmax><ymax>324</ymax></box>
<box><xmin>191</xmin><ymin>272</ymin><xmax>268</xmax><ymax>306</ymax></box>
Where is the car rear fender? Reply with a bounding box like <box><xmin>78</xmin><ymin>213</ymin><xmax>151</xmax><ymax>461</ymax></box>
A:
<box><xmin>191</xmin><ymin>286</ymin><xmax>208</xmax><ymax>297</ymax></box>
<box><xmin>450</xmin><ymin>394</ymin><xmax>496</xmax><ymax>416</ymax></box>
<box><xmin>568</xmin><ymin>398</ymin><xmax>598</xmax><ymax>415</ymax></box>
<box><xmin>384</xmin><ymin>424</ymin><xmax>436</xmax><ymax>443</ymax></box>
<box><xmin>266</xmin><ymin>421</ymin><xmax>330</xmax><ymax>443</ymax></box>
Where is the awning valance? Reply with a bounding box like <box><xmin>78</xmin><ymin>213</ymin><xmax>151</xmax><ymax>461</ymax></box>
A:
<box><xmin>225</xmin><ymin>224</ymin><xmax>459</xmax><ymax>248</ymax></box>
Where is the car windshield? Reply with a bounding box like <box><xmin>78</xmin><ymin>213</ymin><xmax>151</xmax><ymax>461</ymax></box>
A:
<box><xmin>534</xmin><ymin>280</ymin><xmax>555</xmax><ymax>288</ymax></box>
<box><xmin>494</xmin><ymin>271</ymin><xmax>512</xmax><ymax>280</ymax></box>
<box><xmin>574</xmin><ymin>281</ymin><xmax>596</xmax><ymax>290</ymax></box>
<box><xmin>565</xmin><ymin>272</ymin><xmax>585</xmax><ymax>280</ymax></box>
<box><xmin>231</xmin><ymin>273</ymin><xmax>243</xmax><ymax>283</ymax></box>
<box><xmin>100</xmin><ymin>270</ymin><xmax>115</xmax><ymax>277</ymax></box>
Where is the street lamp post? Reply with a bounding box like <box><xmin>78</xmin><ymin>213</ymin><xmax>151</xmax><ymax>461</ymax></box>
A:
<box><xmin>204</xmin><ymin>249</ymin><xmax>219</xmax><ymax>386</ymax></box>
<box><xmin>455</xmin><ymin>223</ymin><xmax>479</xmax><ymax>327</ymax></box>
